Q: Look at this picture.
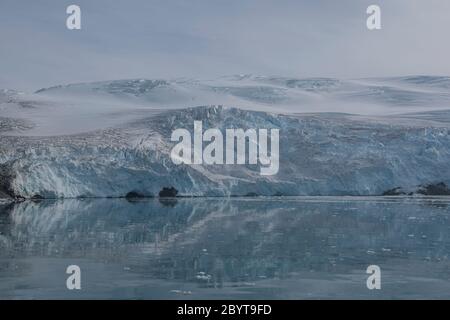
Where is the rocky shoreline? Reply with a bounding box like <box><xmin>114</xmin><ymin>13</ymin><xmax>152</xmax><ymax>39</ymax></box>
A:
<box><xmin>2</xmin><ymin>183</ymin><xmax>450</xmax><ymax>201</ymax></box>
<box><xmin>382</xmin><ymin>182</ymin><xmax>450</xmax><ymax>196</ymax></box>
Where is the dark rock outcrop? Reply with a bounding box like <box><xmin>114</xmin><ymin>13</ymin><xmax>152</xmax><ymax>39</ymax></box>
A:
<box><xmin>417</xmin><ymin>182</ymin><xmax>450</xmax><ymax>196</ymax></box>
<box><xmin>382</xmin><ymin>187</ymin><xmax>407</xmax><ymax>196</ymax></box>
<box><xmin>383</xmin><ymin>182</ymin><xmax>450</xmax><ymax>196</ymax></box>
<box><xmin>0</xmin><ymin>164</ymin><xmax>15</xmax><ymax>200</ymax></box>
<box><xmin>159</xmin><ymin>187</ymin><xmax>178</xmax><ymax>198</ymax></box>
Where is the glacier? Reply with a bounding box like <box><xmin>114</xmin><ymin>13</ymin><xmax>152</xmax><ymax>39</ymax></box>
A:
<box><xmin>1</xmin><ymin>76</ymin><xmax>450</xmax><ymax>199</ymax></box>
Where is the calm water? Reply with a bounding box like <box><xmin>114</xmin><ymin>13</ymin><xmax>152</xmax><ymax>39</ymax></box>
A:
<box><xmin>0</xmin><ymin>197</ymin><xmax>449</xmax><ymax>299</ymax></box>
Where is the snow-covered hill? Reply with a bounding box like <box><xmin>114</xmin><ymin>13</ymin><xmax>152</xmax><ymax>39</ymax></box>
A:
<box><xmin>1</xmin><ymin>76</ymin><xmax>450</xmax><ymax>198</ymax></box>
<box><xmin>1</xmin><ymin>75</ymin><xmax>450</xmax><ymax>136</ymax></box>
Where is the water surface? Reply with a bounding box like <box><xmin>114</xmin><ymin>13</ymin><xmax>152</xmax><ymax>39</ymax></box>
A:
<box><xmin>0</xmin><ymin>197</ymin><xmax>449</xmax><ymax>299</ymax></box>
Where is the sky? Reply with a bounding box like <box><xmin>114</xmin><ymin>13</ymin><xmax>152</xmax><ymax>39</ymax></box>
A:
<box><xmin>1</xmin><ymin>0</ymin><xmax>450</xmax><ymax>91</ymax></box>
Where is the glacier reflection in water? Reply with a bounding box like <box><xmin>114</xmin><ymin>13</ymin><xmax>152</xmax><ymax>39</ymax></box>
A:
<box><xmin>0</xmin><ymin>197</ymin><xmax>449</xmax><ymax>299</ymax></box>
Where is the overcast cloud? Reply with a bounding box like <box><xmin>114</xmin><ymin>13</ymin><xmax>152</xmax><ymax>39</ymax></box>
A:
<box><xmin>1</xmin><ymin>0</ymin><xmax>450</xmax><ymax>91</ymax></box>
